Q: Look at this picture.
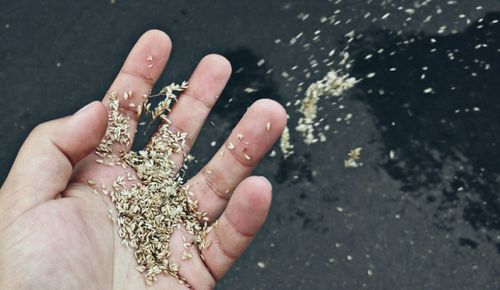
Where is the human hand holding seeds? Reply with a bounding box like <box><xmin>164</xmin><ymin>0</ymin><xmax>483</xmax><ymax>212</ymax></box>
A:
<box><xmin>0</xmin><ymin>30</ymin><xmax>287</xmax><ymax>289</ymax></box>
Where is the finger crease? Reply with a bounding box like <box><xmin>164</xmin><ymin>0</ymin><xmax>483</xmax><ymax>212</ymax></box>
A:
<box><xmin>214</xmin><ymin>226</ymin><xmax>239</xmax><ymax>261</ymax></box>
<box><xmin>182</xmin><ymin>93</ymin><xmax>213</xmax><ymax>112</ymax></box>
<box><xmin>224</xmin><ymin>214</ymin><xmax>254</xmax><ymax>238</ymax></box>
<box><xmin>227</xmin><ymin>147</ymin><xmax>254</xmax><ymax>169</ymax></box>
<box><xmin>119</xmin><ymin>106</ymin><xmax>140</xmax><ymax>122</ymax></box>
<box><xmin>119</xmin><ymin>67</ymin><xmax>156</xmax><ymax>86</ymax></box>
<box><xmin>202</xmin><ymin>171</ymin><xmax>230</xmax><ymax>201</ymax></box>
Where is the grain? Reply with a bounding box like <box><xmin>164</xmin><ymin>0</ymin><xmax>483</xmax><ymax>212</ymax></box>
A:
<box><xmin>266</xmin><ymin>121</ymin><xmax>271</xmax><ymax>131</ymax></box>
<box><xmin>344</xmin><ymin>147</ymin><xmax>362</xmax><ymax>168</ymax></box>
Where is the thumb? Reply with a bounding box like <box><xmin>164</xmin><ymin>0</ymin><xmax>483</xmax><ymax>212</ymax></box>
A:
<box><xmin>0</xmin><ymin>101</ymin><xmax>108</xmax><ymax>214</ymax></box>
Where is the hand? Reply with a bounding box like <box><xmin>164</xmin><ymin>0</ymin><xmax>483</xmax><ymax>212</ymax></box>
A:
<box><xmin>0</xmin><ymin>30</ymin><xmax>286</xmax><ymax>290</ymax></box>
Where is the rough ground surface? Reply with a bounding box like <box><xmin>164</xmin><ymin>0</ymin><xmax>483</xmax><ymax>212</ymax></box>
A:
<box><xmin>1</xmin><ymin>0</ymin><xmax>500</xmax><ymax>289</ymax></box>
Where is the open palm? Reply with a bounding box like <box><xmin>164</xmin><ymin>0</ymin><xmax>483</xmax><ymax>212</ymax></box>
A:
<box><xmin>0</xmin><ymin>30</ymin><xmax>286</xmax><ymax>290</ymax></box>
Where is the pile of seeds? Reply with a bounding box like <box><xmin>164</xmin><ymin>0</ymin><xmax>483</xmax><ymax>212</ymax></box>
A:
<box><xmin>93</xmin><ymin>84</ymin><xmax>211</xmax><ymax>286</ymax></box>
<box><xmin>296</xmin><ymin>70</ymin><xmax>357</xmax><ymax>145</ymax></box>
<box><xmin>279</xmin><ymin>126</ymin><xmax>294</xmax><ymax>159</ymax></box>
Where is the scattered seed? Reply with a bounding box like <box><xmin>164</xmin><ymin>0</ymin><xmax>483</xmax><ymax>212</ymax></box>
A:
<box><xmin>266</xmin><ymin>122</ymin><xmax>271</xmax><ymax>131</ymax></box>
<box><xmin>181</xmin><ymin>251</ymin><xmax>193</xmax><ymax>260</ymax></box>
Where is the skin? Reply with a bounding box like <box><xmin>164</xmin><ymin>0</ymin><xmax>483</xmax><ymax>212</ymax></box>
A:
<box><xmin>0</xmin><ymin>30</ymin><xmax>287</xmax><ymax>290</ymax></box>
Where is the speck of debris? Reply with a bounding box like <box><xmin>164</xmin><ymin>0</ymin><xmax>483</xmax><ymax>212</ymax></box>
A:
<box><xmin>344</xmin><ymin>147</ymin><xmax>362</xmax><ymax>168</ymax></box>
<box><xmin>244</xmin><ymin>87</ymin><xmax>258</xmax><ymax>93</ymax></box>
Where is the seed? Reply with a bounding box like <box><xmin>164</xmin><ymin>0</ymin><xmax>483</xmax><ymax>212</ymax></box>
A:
<box><xmin>206</xmin><ymin>169</ymin><xmax>213</xmax><ymax>175</ymax></box>
<box><xmin>227</xmin><ymin>142</ymin><xmax>235</xmax><ymax>150</ymax></box>
<box><xmin>181</xmin><ymin>251</ymin><xmax>192</xmax><ymax>260</ymax></box>
<box><xmin>236</xmin><ymin>133</ymin><xmax>244</xmax><ymax>141</ymax></box>
<box><xmin>146</xmin><ymin>55</ymin><xmax>153</xmax><ymax>61</ymax></box>
<box><xmin>266</xmin><ymin>122</ymin><xmax>271</xmax><ymax>131</ymax></box>
<box><xmin>243</xmin><ymin>153</ymin><xmax>252</xmax><ymax>160</ymax></box>
<box><xmin>123</xmin><ymin>92</ymin><xmax>129</xmax><ymax>100</ymax></box>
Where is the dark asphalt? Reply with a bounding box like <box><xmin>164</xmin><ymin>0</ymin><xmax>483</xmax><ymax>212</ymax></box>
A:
<box><xmin>1</xmin><ymin>0</ymin><xmax>500</xmax><ymax>289</ymax></box>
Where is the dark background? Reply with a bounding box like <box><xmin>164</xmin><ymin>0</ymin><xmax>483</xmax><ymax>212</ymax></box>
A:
<box><xmin>2</xmin><ymin>0</ymin><xmax>500</xmax><ymax>289</ymax></box>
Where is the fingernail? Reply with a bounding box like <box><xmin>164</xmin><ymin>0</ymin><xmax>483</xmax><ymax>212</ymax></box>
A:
<box><xmin>259</xmin><ymin>176</ymin><xmax>272</xmax><ymax>189</ymax></box>
<box><xmin>75</xmin><ymin>101</ymin><xmax>95</xmax><ymax>115</ymax></box>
